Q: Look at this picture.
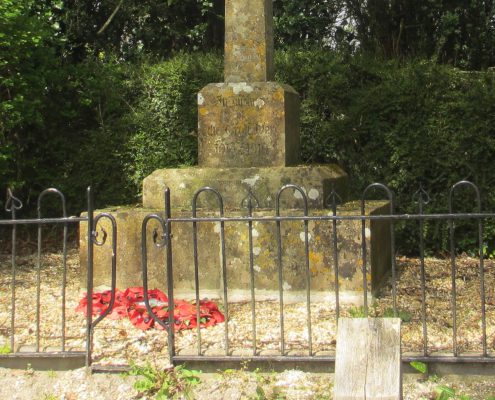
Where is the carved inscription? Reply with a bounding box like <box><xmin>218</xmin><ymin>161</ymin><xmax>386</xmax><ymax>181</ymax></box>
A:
<box><xmin>197</xmin><ymin>82</ymin><xmax>300</xmax><ymax>168</ymax></box>
<box><xmin>216</xmin><ymin>96</ymin><xmax>257</xmax><ymax>107</ymax></box>
<box><xmin>212</xmin><ymin>139</ymin><xmax>263</xmax><ymax>157</ymax></box>
<box><xmin>205</xmin><ymin>123</ymin><xmax>274</xmax><ymax>137</ymax></box>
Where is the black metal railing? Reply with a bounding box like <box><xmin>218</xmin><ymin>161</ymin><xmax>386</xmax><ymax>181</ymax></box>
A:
<box><xmin>135</xmin><ymin>181</ymin><xmax>495</xmax><ymax>366</ymax></box>
<box><xmin>1</xmin><ymin>181</ymin><xmax>495</xmax><ymax>371</ymax></box>
<box><xmin>0</xmin><ymin>187</ymin><xmax>87</xmax><ymax>361</ymax></box>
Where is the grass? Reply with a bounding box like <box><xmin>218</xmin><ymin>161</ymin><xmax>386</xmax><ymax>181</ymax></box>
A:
<box><xmin>347</xmin><ymin>305</ymin><xmax>412</xmax><ymax>322</ymax></box>
<box><xmin>0</xmin><ymin>344</ymin><xmax>11</xmax><ymax>354</ymax></box>
<box><xmin>127</xmin><ymin>363</ymin><xmax>200</xmax><ymax>400</ymax></box>
<box><xmin>409</xmin><ymin>362</ymin><xmax>495</xmax><ymax>400</ymax></box>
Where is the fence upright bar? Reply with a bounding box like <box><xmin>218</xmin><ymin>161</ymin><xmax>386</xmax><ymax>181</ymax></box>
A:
<box><xmin>6</xmin><ymin>189</ymin><xmax>22</xmax><ymax>353</ymax></box>
<box><xmin>243</xmin><ymin>192</ymin><xmax>258</xmax><ymax>356</ymax></box>
<box><xmin>61</xmin><ymin>198</ymin><xmax>68</xmax><ymax>351</ymax></box>
<box><xmin>328</xmin><ymin>190</ymin><xmax>341</xmax><ymax>322</ymax></box>
<box><xmin>360</xmin><ymin>196</ymin><xmax>369</xmax><ymax>316</ymax></box>
<box><xmin>449</xmin><ymin>181</ymin><xmax>487</xmax><ymax>356</ymax></box>
<box><xmin>218</xmin><ymin>200</ymin><xmax>229</xmax><ymax>356</ymax></box>
<box><xmin>479</xmin><ymin>216</ymin><xmax>487</xmax><ymax>357</ymax></box>
<box><xmin>164</xmin><ymin>188</ymin><xmax>176</xmax><ymax>363</ymax></box>
<box><xmin>275</xmin><ymin>188</ymin><xmax>286</xmax><ymax>355</ymax></box>
<box><xmin>86</xmin><ymin>187</ymin><xmax>94</xmax><ymax>368</ymax></box>
<box><xmin>36</xmin><ymin>211</ymin><xmax>42</xmax><ymax>352</ymax></box>
<box><xmin>10</xmin><ymin>209</ymin><xmax>16</xmax><ymax>353</ymax></box>
<box><xmin>416</xmin><ymin>188</ymin><xmax>429</xmax><ymax>356</ymax></box>
<box><xmin>362</xmin><ymin>183</ymin><xmax>396</xmax><ymax>314</ymax></box>
<box><xmin>299</xmin><ymin>189</ymin><xmax>312</xmax><ymax>356</ymax></box>
<box><xmin>471</xmin><ymin>184</ymin><xmax>487</xmax><ymax>357</ymax></box>
<box><xmin>37</xmin><ymin>189</ymin><xmax>68</xmax><ymax>352</ymax></box>
<box><xmin>448</xmin><ymin>187</ymin><xmax>459</xmax><ymax>357</ymax></box>
<box><xmin>191</xmin><ymin>193</ymin><xmax>202</xmax><ymax>356</ymax></box>
<box><xmin>389</xmin><ymin>202</ymin><xmax>397</xmax><ymax>315</ymax></box>
<box><xmin>192</xmin><ymin>188</ymin><xmax>229</xmax><ymax>356</ymax></box>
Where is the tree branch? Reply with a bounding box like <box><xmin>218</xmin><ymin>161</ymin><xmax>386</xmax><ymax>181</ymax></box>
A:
<box><xmin>97</xmin><ymin>0</ymin><xmax>124</xmax><ymax>35</ymax></box>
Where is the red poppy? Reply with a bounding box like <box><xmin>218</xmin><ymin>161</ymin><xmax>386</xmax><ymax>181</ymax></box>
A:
<box><xmin>128</xmin><ymin>309</ymin><xmax>154</xmax><ymax>330</ymax></box>
<box><xmin>107</xmin><ymin>305</ymin><xmax>128</xmax><ymax>320</ymax></box>
<box><xmin>76</xmin><ymin>287</ymin><xmax>224</xmax><ymax>331</ymax></box>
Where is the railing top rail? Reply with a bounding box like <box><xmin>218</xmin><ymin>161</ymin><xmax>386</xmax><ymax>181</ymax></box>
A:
<box><xmin>162</xmin><ymin>212</ymin><xmax>495</xmax><ymax>223</ymax></box>
<box><xmin>0</xmin><ymin>216</ymin><xmax>87</xmax><ymax>225</ymax></box>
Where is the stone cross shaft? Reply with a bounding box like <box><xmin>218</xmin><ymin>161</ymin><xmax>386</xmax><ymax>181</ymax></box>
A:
<box><xmin>224</xmin><ymin>0</ymin><xmax>275</xmax><ymax>82</ymax></box>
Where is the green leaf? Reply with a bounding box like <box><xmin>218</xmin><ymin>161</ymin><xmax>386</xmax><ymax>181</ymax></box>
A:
<box><xmin>134</xmin><ymin>377</ymin><xmax>155</xmax><ymax>392</ymax></box>
<box><xmin>435</xmin><ymin>385</ymin><xmax>456</xmax><ymax>400</ymax></box>
<box><xmin>409</xmin><ymin>361</ymin><xmax>428</xmax><ymax>374</ymax></box>
<box><xmin>156</xmin><ymin>392</ymin><xmax>169</xmax><ymax>400</ymax></box>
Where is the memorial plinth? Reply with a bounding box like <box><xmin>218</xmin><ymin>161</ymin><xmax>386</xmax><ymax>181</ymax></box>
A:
<box><xmin>198</xmin><ymin>83</ymin><xmax>300</xmax><ymax>168</ymax></box>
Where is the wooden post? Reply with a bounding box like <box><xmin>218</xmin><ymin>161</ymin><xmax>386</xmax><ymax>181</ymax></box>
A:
<box><xmin>334</xmin><ymin>318</ymin><xmax>402</xmax><ymax>400</ymax></box>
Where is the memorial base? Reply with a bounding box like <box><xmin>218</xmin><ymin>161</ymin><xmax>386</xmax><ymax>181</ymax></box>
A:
<box><xmin>79</xmin><ymin>201</ymin><xmax>391</xmax><ymax>300</ymax></box>
<box><xmin>143</xmin><ymin>164</ymin><xmax>348</xmax><ymax>210</ymax></box>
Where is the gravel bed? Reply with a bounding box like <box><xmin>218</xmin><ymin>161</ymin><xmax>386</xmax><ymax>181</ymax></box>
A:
<box><xmin>0</xmin><ymin>249</ymin><xmax>495</xmax><ymax>398</ymax></box>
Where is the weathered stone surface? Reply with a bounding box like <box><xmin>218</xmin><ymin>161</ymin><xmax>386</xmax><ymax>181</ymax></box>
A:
<box><xmin>79</xmin><ymin>201</ymin><xmax>391</xmax><ymax>299</ymax></box>
<box><xmin>198</xmin><ymin>82</ymin><xmax>300</xmax><ymax>168</ymax></box>
<box><xmin>143</xmin><ymin>164</ymin><xmax>348</xmax><ymax>210</ymax></box>
<box><xmin>79</xmin><ymin>209</ymin><xmax>167</xmax><ymax>292</ymax></box>
<box><xmin>224</xmin><ymin>0</ymin><xmax>274</xmax><ymax>82</ymax></box>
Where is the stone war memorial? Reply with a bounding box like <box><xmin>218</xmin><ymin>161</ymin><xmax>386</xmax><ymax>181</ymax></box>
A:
<box><xmin>80</xmin><ymin>0</ymin><xmax>391</xmax><ymax>301</ymax></box>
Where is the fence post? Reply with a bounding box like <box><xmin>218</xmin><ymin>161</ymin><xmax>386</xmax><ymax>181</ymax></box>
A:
<box><xmin>334</xmin><ymin>318</ymin><xmax>402</xmax><ymax>400</ymax></box>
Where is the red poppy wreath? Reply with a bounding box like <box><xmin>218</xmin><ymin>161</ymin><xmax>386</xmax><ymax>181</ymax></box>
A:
<box><xmin>75</xmin><ymin>287</ymin><xmax>225</xmax><ymax>331</ymax></box>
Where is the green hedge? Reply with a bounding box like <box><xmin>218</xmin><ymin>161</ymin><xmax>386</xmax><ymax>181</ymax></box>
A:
<box><xmin>124</xmin><ymin>52</ymin><xmax>222</xmax><ymax>189</ymax></box>
<box><xmin>276</xmin><ymin>49</ymin><xmax>495</xmax><ymax>253</ymax></box>
<box><xmin>2</xmin><ymin>49</ymin><xmax>494</xmax><ymax>252</ymax></box>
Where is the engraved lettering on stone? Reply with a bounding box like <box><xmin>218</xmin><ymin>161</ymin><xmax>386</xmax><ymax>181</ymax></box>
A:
<box><xmin>216</xmin><ymin>96</ymin><xmax>258</xmax><ymax>107</ymax></box>
<box><xmin>213</xmin><ymin>140</ymin><xmax>263</xmax><ymax>157</ymax></box>
<box><xmin>196</xmin><ymin>0</ymin><xmax>300</xmax><ymax>168</ymax></box>
<box><xmin>206</xmin><ymin>125</ymin><xmax>218</xmax><ymax>136</ymax></box>
<box><xmin>205</xmin><ymin>123</ymin><xmax>274</xmax><ymax>137</ymax></box>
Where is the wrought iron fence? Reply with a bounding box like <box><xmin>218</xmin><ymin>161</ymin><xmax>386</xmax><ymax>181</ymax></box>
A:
<box><xmin>1</xmin><ymin>181</ymin><xmax>495</xmax><ymax>371</ymax></box>
<box><xmin>0</xmin><ymin>188</ymin><xmax>89</xmax><ymax>366</ymax></box>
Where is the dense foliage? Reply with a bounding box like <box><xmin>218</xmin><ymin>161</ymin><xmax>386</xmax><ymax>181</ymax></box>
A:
<box><xmin>124</xmin><ymin>53</ymin><xmax>221</xmax><ymax>188</ymax></box>
<box><xmin>276</xmin><ymin>49</ymin><xmax>495</xmax><ymax>252</ymax></box>
<box><xmin>59</xmin><ymin>0</ymin><xmax>224</xmax><ymax>61</ymax></box>
<box><xmin>274</xmin><ymin>0</ymin><xmax>495</xmax><ymax>69</ymax></box>
<box><xmin>1</xmin><ymin>0</ymin><xmax>494</xmax><ymax>252</ymax></box>
<box><xmin>0</xmin><ymin>0</ymin><xmax>61</xmax><ymax>190</ymax></box>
